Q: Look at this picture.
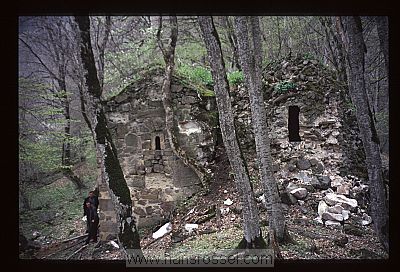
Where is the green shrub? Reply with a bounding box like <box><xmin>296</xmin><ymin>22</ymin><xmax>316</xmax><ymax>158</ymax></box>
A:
<box><xmin>177</xmin><ymin>65</ymin><xmax>214</xmax><ymax>88</ymax></box>
<box><xmin>227</xmin><ymin>70</ymin><xmax>244</xmax><ymax>86</ymax></box>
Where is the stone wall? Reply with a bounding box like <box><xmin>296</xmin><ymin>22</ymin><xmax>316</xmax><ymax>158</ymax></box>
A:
<box><xmin>104</xmin><ymin>69</ymin><xmax>215</xmax><ymax>227</ymax></box>
<box><xmin>232</xmin><ymin>56</ymin><xmax>367</xmax><ymax>194</ymax></box>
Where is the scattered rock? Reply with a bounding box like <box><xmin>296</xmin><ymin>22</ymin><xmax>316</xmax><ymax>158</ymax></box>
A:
<box><xmin>184</xmin><ymin>224</ymin><xmax>199</xmax><ymax>234</ymax></box>
<box><xmin>311</xmin><ymin>176</ymin><xmax>331</xmax><ymax>190</ymax></box>
<box><xmin>325</xmin><ymin>220</ymin><xmax>342</xmax><ymax>228</ymax></box>
<box><xmin>290</xmin><ymin>188</ymin><xmax>308</xmax><ymax>200</ymax></box>
<box><xmin>317</xmin><ymin>200</ymin><xmax>329</xmax><ymax>217</ymax></box>
<box><xmin>296</xmin><ymin>158</ymin><xmax>312</xmax><ymax>170</ymax></box>
<box><xmin>223</xmin><ymin>198</ymin><xmax>233</xmax><ymax>206</ymax></box>
<box><xmin>327</xmin><ymin>204</ymin><xmax>344</xmax><ymax>214</ymax></box>
<box><xmin>361</xmin><ymin>214</ymin><xmax>372</xmax><ymax>226</ymax></box>
<box><xmin>322</xmin><ymin>212</ymin><xmax>344</xmax><ymax>222</ymax></box>
<box><xmin>342</xmin><ymin>210</ymin><xmax>350</xmax><ymax>220</ymax></box>
<box><xmin>152</xmin><ymin>222</ymin><xmax>172</xmax><ymax>239</ymax></box>
<box><xmin>324</xmin><ymin>193</ymin><xmax>358</xmax><ymax>211</ymax></box>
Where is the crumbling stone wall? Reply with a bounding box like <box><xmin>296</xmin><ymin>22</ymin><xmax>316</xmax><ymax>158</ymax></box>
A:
<box><xmin>232</xmin><ymin>56</ymin><xmax>367</xmax><ymax>195</ymax></box>
<box><xmin>104</xmin><ymin>69</ymin><xmax>216</xmax><ymax>227</ymax></box>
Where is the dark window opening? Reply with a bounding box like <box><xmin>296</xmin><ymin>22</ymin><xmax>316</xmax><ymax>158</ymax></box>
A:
<box><xmin>155</xmin><ymin>136</ymin><xmax>161</xmax><ymax>150</ymax></box>
<box><xmin>288</xmin><ymin>106</ymin><xmax>301</xmax><ymax>142</ymax></box>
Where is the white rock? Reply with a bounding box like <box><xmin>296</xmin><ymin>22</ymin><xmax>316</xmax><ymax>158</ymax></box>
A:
<box><xmin>361</xmin><ymin>214</ymin><xmax>372</xmax><ymax>226</ymax></box>
<box><xmin>286</xmin><ymin>182</ymin><xmax>298</xmax><ymax>192</ymax></box>
<box><xmin>220</xmin><ymin>207</ymin><xmax>230</xmax><ymax>216</ymax></box>
<box><xmin>327</xmin><ymin>204</ymin><xmax>344</xmax><ymax>214</ymax></box>
<box><xmin>152</xmin><ymin>222</ymin><xmax>172</xmax><ymax>239</ymax></box>
<box><xmin>184</xmin><ymin>224</ymin><xmax>199</xmax><ymax>234</ymax></box>
<box><xmin>324</xmin><ymin>193</ymin><xmax>358</xmax><ymax>211</ymax></box>
<box><xmin>318</xmin><ymin>200</ymin><xmax>329</xmax><ymax>217</ymax></box>
<box><xmin>223</xmin><ymin>190</ymin><xmax>228</xmax><ymax>194</ymax></box>
<box><xmin>106</xmin><ymin>250</ymin><xmax>110</xmax><ymax>253</ymax></box>
<box><xmin>257</xmin><ymin>194</ymin><xmax>267</xmax><ymax>205</ymax></box>
<box><xmin>330</xmin><ymin>176</ymin><xmax>344</xmax><ymax>187</ymax></box>
<box><xmin>322</xmin><ymin>211</ymin><xmax>344</xmax><ymax>222</ymax></box>
<box><xmin>82</xmin><ymin>216</ymin><xmax>87</xmax><ymax>222</ymax></box>
<box><xmin>290</xmin><ymin>188</ymin><xmax>308</xmax><ymax>200</ymax></box>
<box><xmin>342</xmin><ymin>210</ymin><xmax>350</xmax><ymax>221</ymax></box>
<box><xmin>314</xmin><ymin>217</ymin><xmax>324</xmax><ymax>225</ymax></box>
<box><xmin>224</xmin><ymin>198</ymin><xmax>233</xmax><ymax>206</ymax></box>
<box><xmin>298</xmin><ymin>200</ymin><xmax>305</xmax><ymax>206</ymax></box>
<box><xmin>32</xmin><ymin>231</ymin><xmax>40</xmax><ymax>238</ymax></box>
<box><xmin>109</xmin><ymin>240</ymin><xmax>120</xmax><ymax>249</ymax></box>
<box><xmin>325</xmin><ymin>220</ymin><xmax>342</xmax><ymax>227</ymax></box>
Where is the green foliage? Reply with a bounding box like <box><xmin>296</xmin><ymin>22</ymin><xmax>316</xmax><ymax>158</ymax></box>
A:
<box><xmin>19</xmin><ymin>138</ymin><xmax>62</xmax><ymax>173</ymax></box>
<box><xmin>227</xmin><ymin>70</ymin><xmax>244</xmax><ymax>86</ymax></box>
<box><xmin>275</xmin><ymin>80</ymin><xmax>297</xmax><ymax>92</ymax></box>
<box><xmin>176</xmin><ymin>64</ymin><xmax>214</xmax><ymax>88</ymax></box>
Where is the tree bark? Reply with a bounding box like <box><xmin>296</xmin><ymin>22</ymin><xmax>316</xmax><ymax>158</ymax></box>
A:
<box><xmin>233</xmin><ymin>16</ymin><xmax>289</xmax><ymax>244</ymax></box>
<box><xmin>375</xmin><ymin>16</ymin><xmax>389</xmax><ymax>76</ymax></box>
<box><xmin>156</xmin><ymin>16</ymin><xmax>206</xmax><ymax>182</ymax></box>
<box><xmin>198</xmin><ymin>16</ymin><xmax>265</xmax><ymax>249</ymax></box>
<box><xmin>74</xmin><ymin>16</ymin><xmax>141</xmax><ymax>251</ymax></box>
<box><xmin>340</xmin><ymin>16</ymin><xmax>389</xmax><ymax>253</ymax></box>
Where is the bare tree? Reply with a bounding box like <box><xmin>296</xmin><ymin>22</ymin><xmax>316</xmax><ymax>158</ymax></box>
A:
<box><xmin>233</xmin><ymin>16</ymin><xmax>290</xmax><ymax>245</ymax></box>
<box><xmin>198</xmin><ymin>16</ymin><xmax>267</xmax><ymax>250</ymax></box>
<box><xmin>74</xmin><ymin>16</ymin><xmax>142</xmax><ymax>251</ymax></box>
<box><xmin>340</xmin><ymin>16</ymin><xmax>389</xmax><ymax>253</ymax></box>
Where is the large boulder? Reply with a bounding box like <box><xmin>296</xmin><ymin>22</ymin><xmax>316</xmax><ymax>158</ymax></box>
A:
<box><xmin>296</xmin><ymin>158</ymin><xmax>312</xmax><ymax>170</ymax></box>
<box><xmin>322</xmin><ymin>211</ymin><xmax>344</xmax><ymax>222</ymax></box>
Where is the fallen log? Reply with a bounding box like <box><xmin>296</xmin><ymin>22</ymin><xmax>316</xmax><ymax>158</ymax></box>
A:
<box><xmin>66</xmin><ymin>244</ymin><xmax>88</xmax><ymax>260</ymax></box>
<box><xmin>62</xmin><ymin>234</ymin><xmax>88</xmax><ymax>243</ymax></box>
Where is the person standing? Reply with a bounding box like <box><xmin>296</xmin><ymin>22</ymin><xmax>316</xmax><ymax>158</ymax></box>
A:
<box><xmin>85</xmin><ymin>202</ymin><xmax>99</xmax><ymax>244</ymax></box>
<box><xmin>83</xmin><ymin>191</ymin><xmax>99</xmax><ymax>233</ymax></box>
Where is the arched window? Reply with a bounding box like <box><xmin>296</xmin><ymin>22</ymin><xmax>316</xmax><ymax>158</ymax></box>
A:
<box><xmin>155</xmin><ymin>136</ymin><xmax>161</xmax><ymax>150</ymax></box>
<box><xmin>288</xmin><ymin>106</ymin><xmax>301</xmax><ymax>142</ymax></box>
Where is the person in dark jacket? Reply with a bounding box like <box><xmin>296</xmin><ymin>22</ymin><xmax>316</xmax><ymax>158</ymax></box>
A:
<box><xmin>85</xmin><ymin>202</ymin><xmax>99</xmax><ymax>244</ymax></box>
<box><xmin>83</xmin><ymin>191</ymin><xmax>99</xmax><ymax>233</ymax></box>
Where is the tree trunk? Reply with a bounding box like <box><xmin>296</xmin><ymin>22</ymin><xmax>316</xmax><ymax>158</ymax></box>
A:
<box><xmin>156</xmin><ymin>16</ymin><xmax>206</xmax><ymax>182</ymax></box>
<box><xmin>198</xmin><ymin>16</ymin><xmax>265</xmax><ymax>249</ymax></box>
<box><xmin>220</xmin><ymin>16</ymin><xmax>241</xmax><ymax>70</ymax></box>
<box><xmin>375</xmin><ymin>16</ymin><xmax>389</xmax><ymax>76</ymax></box>
<box><xmin>74</xmin><ymin>16</ymin><xmax>141</xmax><ymax>252</ymax></box>
<box><xmin>233</xmin><ymin>16</ymin><xmax>289</xmax><ymax>244</ymax></box>
<box><xmin>340</xmin><ymin>16</ymin><xmax>389</xmax><ymax>253</ymax></box>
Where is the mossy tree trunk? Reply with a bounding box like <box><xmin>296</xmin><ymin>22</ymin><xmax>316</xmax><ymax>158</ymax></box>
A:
<box><xmin>233</xmin><ymin>16</ymin><xmax>290</xmax><ymax>246</ymax></box>
<box><xmin>74</xmin><ymin>16</ymin><xmax>141</xmax><ymax>251</ymax></box>
<box><xmin>198</xmin><ymin>16</ymin><xmax>265</xmax><ymax>249</ymax></box>
<box><xmin>340</xmin><ymin>16</ymin><xmax>389</xmax><ymax>253</ymax></box>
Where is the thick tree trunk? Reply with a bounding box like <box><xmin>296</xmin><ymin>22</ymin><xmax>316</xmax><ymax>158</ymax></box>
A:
<box><xmin>198</xmin><ymin>16</ymin><xmax>265</xmax><ymax>249</ymax></box>
<box><xmin>74</xmin><ymin>16</ymin><xmax>141</xmax><ymax>251</ymax></box>
<box><xmin>341</xmin><ymin>16</ymin><xmax>389</xmax><ymax>253</ymax></box>
<box><xmin>233</xmin><ymin>16</ymin><xmax>289</xmax><ymax>244</ymax></box>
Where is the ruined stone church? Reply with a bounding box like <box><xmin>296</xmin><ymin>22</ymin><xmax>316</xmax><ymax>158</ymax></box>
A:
<box><xmin>97</xmin><ymin>57</ymin><xmax>370</xmax><ymax>240</ymax></box>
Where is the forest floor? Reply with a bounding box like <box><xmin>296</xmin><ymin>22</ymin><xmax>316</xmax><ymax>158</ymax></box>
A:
<box><xmin>19</xmin><ymin>152</ymin><xmax>388</xmax><ymax>261</ymax></box>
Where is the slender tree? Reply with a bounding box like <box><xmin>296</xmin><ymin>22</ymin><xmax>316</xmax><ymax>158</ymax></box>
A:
<box><xmin>74</xmin><ymin>16</ymin><xmax>141</xmax><ymax>251</ymax></box>
<box><xmin>340</xmin><ymin>16</ymin><xmax>389</xmax><ymax>252</ymax></box>
<box><xmin>198</xmin><ymin>16</ymin><xmax>266</xmax><ymax>249</ymax></box>
<box><xmin>233</xmin><ymin>16</ymin><xmax>289</xmax><ymax>245</ymax></box>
